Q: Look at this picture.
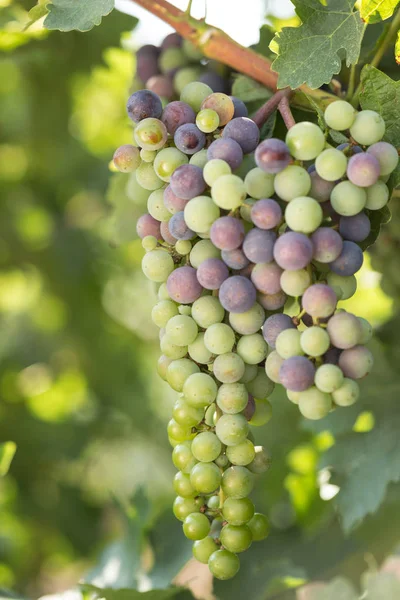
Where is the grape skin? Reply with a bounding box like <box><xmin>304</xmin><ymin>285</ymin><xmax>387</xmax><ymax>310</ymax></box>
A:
<box><xmin>251</xmin><ymin>199</ymin><xmax>282</xmax><ymax>230</ymax></box>
<box><xmin>326</xmin><ymin>312</ymin><xmax>362</xmax><ymax>349</ymax></box>
<box><xmin>136</xmin><ymin>213</ymin><xmax>161</xmax><ymax>239</ymax></box>
<box><xmin>207</xmin><ymin>138</ymin><xmax>244</xmax><ymax>170</ymax></box>
<box><xmin>255</xmin><ymin>138</ymin><xmax>291</xmax><ymax>174</ymax></box>
<box><xmin>347</xmin><ymin>152</ymin><xmax>381</xmax><ymax>188</ymax></box>
<box><xmin>127</xmin><ymin>90</ymin><xmax>163</xmax><ymax>123</ymax></box>
<box><xmin>311</xmin><ymin>227</ymin><xmax>343</xmax><ymax>263</ymax></box>
<box><xmin>273</xmin><ymin>232</ymin><xmax>313</xmax><ymax>270</ymax></box>
<box><xmin>349</xmin><ymin>110</ymin><xmax>385</xmax><ymax>146</ymax></box>
<box><xmin>174</xmin><ymin>123</ymin><xmax>206</xmax><ymax>155</ymax></box>
<box><xmin>210</xmin><ymin>216</ymin><xmax>245</xmax><ymax>251</ymax></box>
<box><xmin>243</xmin><ymin>228</ymin><xmax>276</xmax><ymax>264</ymax></box>
<box><xmin>251</xmin><ymin>262</ymin><xmax>283</xmax><ymax>295</ymax></box>
<box><xmin>263</xmin><ymin>313</ymin><xmax>296</xmax><ymax>348</ymax></box>
<box><xmin>367</xmin><ymin>141</ymin><xmax>399</xmax><ymax>176</ymax></box>
<box><xmin>196</xmin><ymin>257</ymin><xmax>228</xmax><ymax>290</ymax></box>
<box><xmin>302</xmin><ymin>284</ymin><xmax>337</xmax><ymax>318</ymax></box>
<box><xmin>339</xmin><ymin>213</ymin><xmax>371</xmax><ymax>243</ymax></box>
<box><xmin>170</xmin><ymin>164</ymin><xmax>206</xmax><ymax>200</ymax></box>
<box><xmin>338</xmin><ymin>345</ymin><xmax>373</xmax><ymax>379</ymax></box>
<box><xmin>329</xmin><ymin>240</ymin><xmax>364</xmax><ymax>276</ymax></box>
<box><xmin>219</xmin><ymin>276</ymin><xmax>257</xmax><ymax>313</ymax></box>
<box><xmin>274</xmin><ymin>165</ymin><xmax>311</xmax><ymax>202</ymax></box>
<box><xmin>279</xmin><ymin>356</ymin><xmax>315</xmax><ymax>392</ymax></box>
<box><xmin>222</xmin><ymin>117</ymin><xmax>260</xmax><ymax>154</ymax></box>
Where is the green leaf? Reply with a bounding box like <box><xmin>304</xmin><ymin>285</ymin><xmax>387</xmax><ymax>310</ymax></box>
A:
<box><xmin>360</xmin><ymin>0</ymin><xmax>400</xmax><ymax>22</ymax></box>
<box><xmin>231</xmin><ymin>75</ymin><xmax>272</xmax><ymax>103</ymax></box>
<box><xmin>0</xmin><ymin>441</ymin><xmax>16</xmax><ymax>476</ymax></box>
<box><xmin>359</xmin><ymin>204</ymin><xmax>391</xmax><ymax>249</ymax></box>
<box><xmin>81</xmin><ymin>585</ymin><xmax>193</xmax><ymax>600</ymax></box>
<box><xmin>24</xmin><ymin>1</ymin><xmax>49</xmax><ymax>30</ymax></box>
<box><xmin>252</xmin><ymin>25</ymin><xmax>276</xmax><ymax>57</ymax></box>
<box><xmin>306</xmin><ymin>577</ymin><xmax>358</xmax><ymax>599</ymax></box>
<box><xmin>270</xmin><ymin>0</ymin><xmax>365</xmax><ymax>89</ymax></box>
<box><xmin>396</xmin><ymin>28</ymin><xmax>400</xmax><ymax>63</ymax></box>
<box><xmin>329</xmin><ymin>129</ymin><xmax>349</xmax><ymax>144</ymax></box>
<box><xmin>44</xmin><ymin>0</ymin><xmax>114</xmax><ymax>32</ymax></box>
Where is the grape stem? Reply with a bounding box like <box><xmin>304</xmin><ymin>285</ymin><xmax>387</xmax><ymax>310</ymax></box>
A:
<box><xmin>252</xmin><ymin>88</ymin><xmax>292</xmax><ymax>128</ymax></box>
<box><xmin>278</xmin><ymin>96</ymin><xmax>296</xmax><ymax>129</ymax></box>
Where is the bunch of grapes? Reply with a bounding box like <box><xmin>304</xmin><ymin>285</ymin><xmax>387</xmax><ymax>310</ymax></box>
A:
<box><xmin>113</xmin><ymin>64</ymin><xmax>397</xmax><ymax>579</ymax></box>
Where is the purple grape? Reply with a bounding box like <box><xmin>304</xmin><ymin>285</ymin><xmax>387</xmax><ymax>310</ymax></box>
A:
<box><xmin>222</xmin><ymin>118</ymin><xmax>260</xmax><ymax>154</ymax></box>
<box><xmin>146</xmin><ymin>75</ymin><xmax>174</xmax><ymax>99</ymax></box>
<box><xmin>273</xmin><ymin>232</ymin><xmax>313</xmax><ymax>270</ymax></box>
<box><xmin>257</xmin><ymin>290</ymin><xmax>287</xmax><ymax>311</ymax></box>
<box><xmin>329</xmin><ymin>240</ymin><xmax>364</xmax><ymax>276</ymax></box>
<box><xmin>239</xmin><ymin>263</ymin><xmax>254</xmax><ymax>279</ymax></box>
<box><xmin>207</xmin><ymin>138</ymin><xmax>243</xmax><ymax>170</ymax></box>
<box><xmin>210</xmin><ymin>217</ymin><xmax>245</xmax><ymax>251</ymax></box>
<box><xmin>221</xmin><ymin>248</ymin><xmax>249</xmax><ymax>270</ymax></box>
<box><xmin>311</xmin><ymin>228</ymin><xmax>343</xmax><ymax>263</ymax></box>
<box><xmin>168</xmin><ymin>211</ymin><xmax>195</xmax><ymax>240</ymax></box>
<box><xmin>323</xmin><ymin>347</ymin><xmax>342</xmax><ymax>365</ymax></box>
<box><xmin>337</xmin><ymin>143</ymin><xmax>363</xmax><ymax>154</ymax></box>
<box><xmin>219</xmin><ymin>276</ymin><xmax>257</xmax><ymax>313</ymax></box>
<box><xmin>254</xmin><ymin>138</ymin><xmax>291</xmax><ymax>174</ymax></box>
<box><xmin>161</xmin><ymin>33</ymin><xmax>182</xmax><ymax>49</ymax></box>
<box><xmin>196</xmin><ymin>258</ymin><xmax>229</xmax><ymax>290</ymax></box>
<box><xmin>199</xmin><ymin>71</ymin><xmax>228</xmax><ymax>93</ymax></box>
<box><xmin>174</xmin><ymin>123</ymin><xmax>206</xmax><ymax>155</ymax></box>
<box><xmin>127</xmin><ymin>90</ymin><xmax>162</xmax><ymax>123</ymax></box>
<box><xmin>136</xmin><ymin>214</ymin><xmax>161</xmax><ymax>239</ymax></box>
<box><xmin>279</xmin><ymin>356</ymin><xmax>315</xmax><ymax>392</ymax></box>
<box><xmin>136</xmin><ymin>46</ymin><xmax>160</xmax><ymax>83</ymax></box>
<box><xmin>164</xmin><ymin>185</ymin><xmax>188</xmax><ymax>214</ymax></box>
<box><xmin>161</xmin><ymin>101</ymin><xmax>196</xmax><ymax>135</ymax></box>
<box><xmin>302</xmin><ymin>284</ymin><xmax>337</xmax><ymax>318</ymax></box>
<box><xmin>242</xmin><ymin>394</ymin><xmax>255</xmax><ymax>421</ymax></box>
<box><xmin>167</xmin><ymin>266</ymin><xmax>203</xmax><ymax>304</ymax></box>
<box><xmin>367</xmin><ymin>141</ymin><xmax>399</xmax><ymax>175</ymax></box>
<box><xmin>137</xmin><ymin>44</ymin><xmax>160</xmax><ymax>59</ymax></box>
<box><xmin>338</xmin><ymin>345</ymin><xmax>373</xmax><ymax>379</ymax></box>
<box><xmin>251</xmin><ymin>262</ymin><xmax>283</xmax><ymax>295</ymax></box>
<box><xmin>243</xmin><ymin>228</ymin><xmax>276</xmax><ymax>264</ymax></box>
<box><xmin>321</xmin><ymin>201</ymin><xmax>340</xmax><ymax>222</ymax></box>
<box><xmin>347</xmin><ymin>152</ymin><xmax>381</xmax><ymax>187</ymax></box>
<box><xmin>160</xmin><ymin>220</ymin><xmax>177</xmax><ymax>244</ymax></box>
<box><xmin>309</xmin><ymin>171</ymin><xmax>335</xmax><ymax>203</ymax></box>
<box><xmin>251</xmin><ymin>199</ymin><xmax>282</xmax><ymax>230</ymax></box>
<box><xmin>230</xmin><ymin>97</ymin><xmax>248</xmax><ymax>118</ymax></box>
<box><xmin>262</xmin><ymin>314</ymin><xmax>295</xmax><ymax>348</ymax></box>
<box><xmin>339</xmin><ymin>213</ymin><xmax>371</xmax><ymax>242</ymax></box>
<box><xmin>170</xmin><ymin>164</ymin><xmax>206</xmax><ymax>200</ymax></box>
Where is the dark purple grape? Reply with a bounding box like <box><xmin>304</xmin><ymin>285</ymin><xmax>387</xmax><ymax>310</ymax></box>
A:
<box><xmin>164</xmin><ymin>185</ymin><xmax>189</xmax><ymax>214</ymax></box>
<box><xmin>230</xmin><ymin>97</ymin><xmax>248</xmax><ymax>118</ymax></box>
<box><xmin>273</xmin><ymin>232</ymin><xmax>313</xmax><ymax>270</ymax></box>
<box><xmin>197</xmin><ymin>258</ymin><xmax>229</xmax><ymax>290</ymax></box>
<box><xmin>137</xmin><ymin>44</ymin><xmax>160</xmax><ymax>59</ymax></box>
<box><xmin>302</xmin><ymin>284</ymin><xmax>337</xmax><ymax>318</ymax></box>
<box><xmin>160</xmin><ymin>220</ymin><xmax>177</xmax><ymax>244</ymax></box>
<box><xmin>207</xmin><ymin>138</ymin><xmax>243</xmax><ymax>170</ymax></box>
<box><xmin>339</xmin><ymin>213</ymin><xmax>371</xmax><ymax>242</ymax></box>
<box><xmin>136</xmin><ymin>214</ymin><xmax>161</xmax><ymax>239</ymax></box>
<box><xmin>136</xmin><ymin>46</ymin><xmax>160</xmax><ymax>83</ymax></box>
<box><xmin>347</xmin><ymin>152</ymin><xmax>380</xmax><ymax>187</ymax></box>
<box><xmin>167</xmin><ymin>266</ymin><xmax>203</xmax><ymax>304</ymax></box>
<box><xmin>311</xmin><ymin>227</ymin><xmax>343</xmax><ymax>263</ymax></box>
<box><xmin>257</xmin><ymin>290</ymin><xmax>287</xmax><ymax>311</ymax></box>
<box><xmin>243</xmin><ymin>228</ymin><xmax>276</xmax><ymax>264</ymax></box>
<box><xmin>146</xmin><ymin>75</ymin><xmax>174</xmax><ymax>98</ymax></box>
<box><xmin>251</xmin><ymin>199</ymin><xmax>282</xmax><ymax>230</ymax></box>
<box><xmin>262</xmin><ymin>313</ymin><xmax>295</xmax><ymax>348</ymax></box>
<box><xmin>242</xmin><ymin>394</ymin><xmax>255</xmax><ymax>421</ymax></box>
<box><xmin>221</xmin><ymin>248</ymin><xmax>249</xmax><ymax>270</ymax></box>
<box><xmin>161</xmin><ymin>33</ymin><xmax>182</xmax><ymax>50</ymax></box>
<box><xmin>323</xmin><ymin>347</ymin><xmax>342</xmax><ymax>365</ymax></box>
<box><xmin>329</xmin><ymin>241</ymin><xmax>364</xmax><ymax>276</ymax></box>
<box><xmin>168</xmin><ymin>211</ymin><xmax>195</xmax><ymax>240</ymax></box>
<box><xmin>337</xmin><ymin>143</ymin><xmax>363</xmax><ymax>154</ymax></box>
<box><xmin>170</xmin><ymin>164</ymin><xmax>206</xmax><ymax>200</ymax></box>
<box><xmin>219</xmin><ymin>276</ymin><xmax>257</xmax><ymax>313</ymax></box>
<box><xmin>127</xmin><ymin>90</ymin><xmax>162</xmax><ymax>123</ymax></box>
<box><xmin>255</xmin><ymin>138</ymin><xmax>291</xmax><ymax>174</ymax></box>
<box><xmin>309</xmin><ymin>171</ymin><xmax>335</xmax><ymax>203</ymax></box>
<box><xmin>222</xmin><ymin>118</ymin><xmax>260</xmax><ymax>154</ymax></box>
<box><xmin>251</xmin><ymin>262</ymin><xmax>283</xmax><ymax>295</ymax></box>
<box><xmin>174</xmin><ymin>123</ymin><xmax>206</xmax><ymax>155</ymax></box>
<box><xmin>279</xmin><ymin>356</ymin><xmax>315</xmax><ymax>392</ymax></box>
<box><xmin>161</xmin><ymin>101</ymin><xmax>196</xmax><ymax>135</ymax></box>
<box><xmin>338</xmin><ymin>345</ymin><xmax>373</xmax><ymax>379</ymax></box>
<box><xmin>199</xmin><ymin>71</ymin><xmax>228</xmax><ymax>93</ymax></box>
<box><xmin>210</xmin><ymin>217</ymin><xmax>245</xmax><ymax>251</ymax></box>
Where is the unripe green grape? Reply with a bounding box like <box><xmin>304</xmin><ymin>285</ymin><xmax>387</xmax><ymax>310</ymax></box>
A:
<box><xmin>208</xmin><ymin>549</ymin><xmax>240</xmax><ymax>580</ymax></box>
<box><xmin>160</xmin><ymin>335</ymin><xmax>188</xmax><ymax>359</ymax></box>
<box><xmin>365</xmin><ymin>181</ymin><xmax>390</xmax><ymax>210</ymax></box>
<box><xmin>265</xmin><ymin>351</ymin><xmax>284</xmax><ymax>383</ymax></box>
<box><xmin>248</xmin><ymin>445</ymin><xmax>271</xmax><ymax>474</ymax></box>
<box><xmin>173</xmin><ymin>496</ymin><xmax>203</xmax><ymax>521</ymax></box>
<box><xmin>182</xmin><ymin>38</ymin><xmax>204</xmax><ymax>60</ymax></box>
<box><xmin>285</xmin><ymin>196</ymin><xmax>323</xmax><ymax>234</ymax></box>
<box><xmin>158</xmin><ymin>282</ymin><xmax>170</xmax><ymax>300</ymax></box>
<box><xmin>181</xmin><ymin>81</ymin><xmax>213</xmax><ymax>112</ymax></box>
<box><xmin>191</xmin><ymin>296</ymin><xmax>225</xmax><ymax>328</ymax></box>
<box><xmin>300</xmin><ymin>326</ymin><xmax>330</xmax><ymax>357</ymax></box>
<box><xmin>244</xmin><ymin>168</ymin><xmax>275</xmax><ymax>199</ymax></box>
<box><xmin>240</xmin><ymin>198</ymin><xmax>257</xmax><ymax>222</ymax></box>
<box><xmin>211</xmin><ymin>175</ymin><xmax>247</xmax><ymax>210</ymax></box>
<box><xmin>204</xmin><ymin>403</ymin><xmax>217</xmax><ymax>427</ymax></box>
<box><xmin>183</xmin><ymin>372</ymin><xmax>218</xmax><ymax>408</ymax></box>
<box><xmin>203</xmin><ymin>159</ymin><xmax>231</xmax><ymax>187</ymax></box>
<box><xmin>330</xmin><ymin>181</ymin><xmax>367</xmax><ymax>216</ymax></box>
<box><xmin>196</xmin><ymin>109</ymin><xmax>220</xmax><ymax>133</ymax></box>
<box><xmin>142</xmin><ymin>250</ymin><xmax>174</xmax><ymax>283</ymax></box>
<box><xmin>207</xmin><ymin>495</ymin><xmax>220</xmax><ymax>509</ymax></box>
<box><xmin>193</xmin><ymin>536</ymin><xmax>219</xmax><ymax>563</ymax></box>
<box><xmin>315</xmin><ymin>364</ymin><xmax>344</xmax><ymax>393</ymax></box>
<box><xmin>213</xmin><ymin>352</ymin><xmax>246</xmax><ymax>383</ymax></box>
<box><xmin>173</xmin><ymin>397</ymin><xmax>204</xmax><ymax>427</ymax></box>
<box><xmin>326</xmin><ymin>272</ymin><xmax>357</xmax><ymax>300</ymax></box>
<box><xmin>190</xmin><ymin>239</ymin><xmax>220</xmax><ymax>268</ymax></box>
<box><xmin>215</xmin><ymin>453</ymin><xmax>229</xmax><ymax>468</ymax></box>
<box><xmin>136</xmin><ymin>161</ymin><xmax>164</xmax><ymax>190</ymax></box>
<box><xmin>190</xmin><ymin>461</ymin><xmax>222</xmax><ymax>494</ymax></box>
<box><xmin>173</xmin><ymin>66</ymin><xmax>202</xmax><ymax>95</ymax></box>
<box><xmin>226</xmin><ymin>439</ymin><xmax>255</xmax><ymax>466</ymax></box>
<box><xmin>167</xmin><ymin>418</ymin><xmax>195</xmax><ymax>442</ymax></box>
<box><xmin>167</xmin><ymin>358</ymin><xmax>200</xmax><ymax>392</ymax></box>
<box><xmin>239</xmin><ymin>363</ymin><xmax>258</xmax><ymax>384</ymax></box>
<box><xmin>184</xmin><ymin>195</ymin><xmax>220</xmax><ymax>233</ymax></box>
<box><xmin>275</xmin><ymin>329</ymin><xmax>303</xmax><ymax>359</ymax></box>
<box><xmin>358</xmin><ymin>317</ymin><xmax>373</xmax><ymax>344</ymax></box>
<box><xmin>274</xmin><ymin>165</ymin><xmax>311</xmax><ymax>202</ymax></box>
<box><xmin>298</xmin><ymin>387</ymin><xmax>332</xmax><ymax>420</ymax></box>
<box><xmin>216</xmin><ymin>413</ymin><xmax>249</xmax><ymax>446</ymax></box>
<box><xmin>249</xmin><ymin>399</ymin><xmax>272</xmax><ymax>426</ymax></box>
<box><xmin>188</xmin><ymin>332</ymin><xmax>215</xmax><ymax>364</ymax></box>
<box><xmin>204</xmin><ymin>323</ymin><xmax>235</xmax><ymax>355</ymax></box>
<box><xmin>140</xmin><ymin>149</ymin><xmax>157</xmax><ymax>163</ymax></box>
<box><xmin>280</xmin><ymin>269</ymin><xmax>311</xmax><ymax>297</ymax></box>
<box><xmin>229</xmin><ymin>302</ymin><xmax>265</xmax><ymax>336</ymax></box>
<box><xmin>173</xmin><ymin>471</ymin><xmax>197</xmax><ymax>498</ymax></box>
<box><xmin>286</xmin><ymin>121</ymin><xmax>325</xmax><ymax>160</ymax></box>
<box><xmin>287</xmin><ymin>390</ymin><xmax>300</xmax><ymax>404</ymax></box>
<box><xmin>221</xmin><ymin>466</ymin><xmax>254</xmax><ymax>498</ymax></box>
<box><xmin>159</xmin><ymin>47</ymin><xmax>187</xmax><ymax>73</ymax></box>
<box><xmin>147</xmin><ymin>188</ymin><xmax>170</xmax><ymax>222</ymax></box>
<box><xmin>324</xmin><ymin>100</ymin><xmax>357</xmax><ymax>131</ymax></box>
<box><xmin>113</xmin><ymin>144</ymin><xmax>141</xmax><ymax>172</ymax></box>
<box><xmin>172</xmin><ymin>441</ymin><xmax>197</xmax><ymax>472</ymax></box>
<box><xmin>189</xmin><ymin>149</ymin><xmax>209</xmax><ymax>168</ymax></box>
<box><xmin>152</xmin><ymin>300</ymin><xmax>178</xmax><ymax>328</ymax></box>
<box><xmin>134</xmin><ymin>118</ymin><xmax>168</xmax><ymax>151</ymax></box>
<box><xmin>179</xmin><ymin>305</ymin><xmax>192</xmax><ymax>316</ymax></box>
<box><xmin>142</xmin><ymin>235</ymin><xmax>158</xmax><ymax>252</ymax></box>
<box><xmin>332</xmin><ymin>377</ymin><xmax>359</xmax><ymax>406</ymax></box>
<box><xmin>350</xmin><ymin>109</ymin><xmax>385</xmax><ymax>145</ymax></box>
<box><xmin>169</xmin><ymin>436</ymin><xmax>180</xmax><ymax>448</ymax></box>
<box><xmin>245</xmin><ymin>368</ymin><xmax>274</xmax><ymax>400</ymax></box>
<box><xmin>220</xmin><ymin>524</ymin><xmax>252</xmax><ymax>553</ymax></box>
<box><xmin>315</xmin><ymin>148</ymin><xmax>347</xmax><ymax>181</ymax></box>
<box><xmin>154</xmin><ymin>147</ymin><xmax>188</xmax><ymax>182</ymax></box>
<box><xmin>157</xmin><ymin>354</ymin><xmax>172</xmax><ymax>380</ymax></box>
<box><xmin>166</xmin><ymin>314</ymin><xmax>198</xmax><ymax>346</ymax></box>
<box><xmin>183</xmin><ymin>512</ymin><xmax>211</xmax><ymax>540</ymax></box>
<box><xmin>222</xmin><ymin>497</ymin><xmax>255</xmax><ymax>525</ymax></box>
<box><xmin>236</xmin><ymin>334</ymin><xmax>268</xmax><ymax>365</ymax></box>
<box><xmin>175</xmin><ymin>240</ymin><xmax>192</xmax><ymax>255</ymax></box>
<box><xmin>216</xmin><ymin>383</ymin><xmax>248</xmax><ymax>414</ymax></box>
<box><xmin>191</xmin><ymin>431</ymin><xmax>222</xmax><ymax>462</ymax></box>
<box><xmin>248</xmin><ymin>513</ymin><xmax>270</xmax><ymax>541</ymax></box>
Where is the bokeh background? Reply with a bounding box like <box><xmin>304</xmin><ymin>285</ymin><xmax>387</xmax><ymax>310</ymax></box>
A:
<box><xmin>1</xmin><ymin>1</ymin><xmax>400</xmax><ymax>599</ymax></box>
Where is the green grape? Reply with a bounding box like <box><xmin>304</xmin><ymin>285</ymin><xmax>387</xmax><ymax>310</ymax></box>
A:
<box><xmin>239</xmin><ymin>363</ymin><xmax>258</xmax><ymax>384</ymax></box>
<box><xmin>208</xmin><ymin>549</ymin><xmax>240</xmax><ymax>580</ymax></box>
<box><xmin>274</xmin><ymin>165</ymin><xmax>311</xmax><ymax>202</ymax></box>
<box><xmin>226</xmin><ymin>439</ymin><xmax>255</xmax><ymax>466</ymax></box>
<box><xmin>154</xmin><ymin>147</ymin><xmax>188</xmax><ymax>182</ymax></box>
<box><xmin>330</xmin><ymin>181</ymin><xmax>367</xmax><ymax>216</ymax></box>
<box><xmin>204</xmin><ymin>323</ymin><xmax>235</xmax><ymax>355</ymax></box>
<box><xmin>193</xmin><ymin>536</ymin><xmax>219</xmax><ymax>564</ymax></box>
<box><xmin>324</xmin><ymin>100</ymin><xmax>357</xmax><ymax>130</ymax></box>
<box><xmin>196</xmin><ymin>109</ymin><xmax>220</xmax><ymax>133</ymax></box>
<box><xmin>315</xmin><ymin>364</ymin><xmax>344</xmax><ymax>393</ymax></box>
<box><xmin>244</xmin><ymin>168</ymin><xmax>275</xmax><ymax>200</ymax></box>
<box><xmin>216</xmin><ymin>382</ymin><xmax>248</xmax><ymax>414</ymax></box>
<box><xmin>240</xmin><ymin>197</ymin><xmax>257</xmax><ymax>222</ymax></box>
<box><xmin>203</xmin><ymin>159</ymin><xmax>231</xmax><ymax>186</ymax></box>
<box><xmin>127</xmin><ymin>171</ymin><xmax>152</xmax><ymax>203</ymax></box>
<box><xmin>287</xmin><ymin>390</ymin><xmax>300</xmax><ymax>404</ymax></box>
<box><xmin>160</xmin><ymin>334</ymin><xmax>188</xmax><ymax>359</ymax></box>
<box><xmin>183</xmin><ymin>512</ymin><xmax>211</xmax><ymax>540</ymax></box>
<box><xmin>236</xmin><ymin>334</ymin><xmax>268</xmax><ymax>365</ymax></box>
<box><xmin>207</xmin><ymin>495</ymin><xmax>220</xmax><ymax>509</ymax></box>
<box><xmin>134</xmin><ymin>118</ymin><xmax>168</xmax><ymax>151</ymax></box>
<box><xmin>349</xmin><ymin>109</ymin><xmax>385</xmax><ymax>145</ymax></box>
<box><xmin>190</xmin><ymin>461</ymin><xmax>222</xmax><ymax>493</ymax></box>
<box><xmin>136</xmin><ymin>161</ymin><xmax>164</xmax><ymax>190</ymax></box>
<box><xmin>173</xmin><ymin>397</ymin><xmax>204</xmax><ymax>427</ymax></box>
<box><xmin>190</xmin><ymin>239</ymin><xmax>220</xmax><ymax>268</ymax></box>
<box><xmin>332</xmin><ymin>377</ymin><xmax>359</xmax><ymax>406</ymax></box>
<box><xmin>229</xmin><ymin>302</ymin><xmax>265</xmax><ymax>335</ymax></box>
<box><xmin>248</xmin><ymin>445</ymin><xmax>271</xmax><ymax>474</ymax></box>
<box><xmin>159</xmin><ymin>47</ymin><xmax>187</xmax><ymax>73</ymax></box>
<box><xmin>245</xmin><ymin>368</ymin><xmax>274</xmax><ymax>400</ymax></box>
<box><xmin>368</xmin><ymin>142</ymin><xmax>399</xmax><ymax>176</ymax></box>
<box><xmin>220</xmin><ymin>524</ymin><xmax>252</xmax><ymax>554</ymax></box>
<box><xmin>315</xmin><ymin>148</ymin><xmax>347</xmax><ymax>181</ymax></box>
<box><xmin>222</xmin><ymin>497</ymin><xmax>255</xmax><ymax>525</ymax></box>
<box><xmin>326</xmin><ymin>272</ymin><xmax>357</xmax><ymax>300</ymax></box>
<box><xmin>365</xmin><ymin>181</ymin><xmax>390</xmax><ymax>210</ymax></box>
<box><xmin>275</xmin><ymin>329</ymin><xmax>303</xmax><ymax>359</ymax></box>
<box><xmin>298</xmin><ymin>387</ymin><xmax>332</xmax><ymax>420</ymax></box>
<box><xmin>265</xmin><ymin>351</ymin><xmax>284</xmax><ymax>383</ymax></box>
<box><xmin>191</xmin><ymin>296</ymin><xmax>225</xmax><ymax>328</ymax></box>
<box><xmin>249</xmin><ymin>399</ymin><xmax>272</xmax><ymax>426</ymax></box>
<box><xmin>285</xmin><ymin>196</ymin><xmax>323</xmax><ymax>234</ymax></box>
<box><xmin>211</xmin><ymin>175</ymin><xmax>246</xmax><ymax>210</ymax></box>
<box><xmin>140</xmin><ymin>149</ymin><xmax>157</xmax><ymax>163</ymax></box>
<box><xmin>183</xmin><ymin>372</ymin><xmax>218</xmax><ymax>408</ymax></box>
<box><xmin>179</xmin><ymin>305</ymin><xmax>192</xmax><ymax>316</ymax></box>
<box><xmin>173</xmin><ymin>496</ymin><xmax>203</xmax><ymax>521</ymax></box>
<box><xmin>157</xmin><ymin>355</ymin><xmax>172</xmax><ymax>380</ymax></box>
<box><xmin>248</xmin><ymin>513</ymin><xmax>270</xmax><ymax>541</ymax></box>
<box><xmin>280</xmin><ymin>269</ymin><xmax>311</xmax><ymax>297</ymax></box>
<box><xmin>201</xmin><ymin>93</ymin><xmax>235</xmax><ymax>126</ymax></box>
<box><xmin>151</xmin><ymin>300</ymin><xmax>178</xmax><ymax>328</ymax></box>
<box><xmin>181</xmin><ymin>81</ymin><xmax>213</xmax><ymax>112</ymax></box>
<box><xmin>184</xmin><ymin>195</ymin><xmax>220</xmax><ymax>233</ymax></box>
<box><xmin>173</xmin><ymin>66</ymin><xmax>202</xmax><ymax>95</ymax></box>
<box><xmin>173</xmin><ymin>471</ymin><xmax>197</xmax><ymax>498</ymax></box>
<box><xmin>142</xmin><ymin>250</ymin><xmax>174</xmax><ymax>283</ymax></box>
<box><xmin>213</xmin><ymin>352</ymin><xmax>246</xmax><ymax>383</ymax></box>
<box><xmin>147</xmin><ymin>188</ymin><xmax>171</xmax><ymax>222</ymax></box>
<box><xmin>167</xmin><ymin>358</ymin><xmax>200</xmax><ymax>392</ymax></box>
<box><xmin>300</xmin><ymin>326</ymin><xmax>330</xmax><ymax>357</ymax></box>
<box><xmin>358</xmin><ymin>317</ymin><xmax>373</xmax><ymax>344</ymax></box>
<box><xmin>172</xmin><ymin>441</ymin><xmax>197</xmax><ymax>472</ymax></box>
<box><xmin>204</xmin><ymin>403</ymin><xmax>217</xmax><ymax>427</ymax></box>
<box><xmin>175</xmin><ymin>240</ymin><xmax>192</xmax><ymax>255</ymax></box>
<box><xmin>285</xmin><ymin>122</ymin><xmax>325</xmax><ymax>160</ymax></box>
<box><xmin>142</xmin><ymin>235</ymin><xmax>158</xmax><ymax>251</ymax></box>
<box><xmin>182</xmin><ymin>38</ymin><xmax>204</xmax><ymax>60</ymax></box>
<box><xmin>167</xmin><ymin>418</ymin><xmax>195</xmax><ymax>442</ymax></box>
<box><xmin>190</xmin><ymin>149</ymin><xmax>209</xmax><ymax>168</ymax></box>
<box><xmin>158</xmin><ymin>282</ymin><xmax>170</xmax><ymax>300</ymax></box>
<box><xmin>215</xmin><ymin>453</ymin><xmax>229</xmax><ymax>468</ymax></box>
<box><xmin>216</xmin><ymin>414</ymin><xmax>249</xmax><ymax>446</ymax></box>
<box><xmin>188</xmin><ymin>332</ymin><xmax>215</xmax><ymax>364</ymax></box>
<box><xmin>191</xmin><ymin>431</ymin><xmax>222</xmax><ymax>462</ymax></box>
<box><xmin>221</xmin><ymin>466</ymin><xmax>254</xmax><ymax>498</ymax></box>
<box><xmin>165</xmin><ymin>314</ymin><xmax>198</xmax><ymax>346</ymax></box>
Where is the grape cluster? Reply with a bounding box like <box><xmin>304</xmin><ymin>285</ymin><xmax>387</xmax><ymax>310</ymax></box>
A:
<box><xmin>113</xmin><ymin>67</ymin><xmax>397</xmax><ymax>579</ymax></box>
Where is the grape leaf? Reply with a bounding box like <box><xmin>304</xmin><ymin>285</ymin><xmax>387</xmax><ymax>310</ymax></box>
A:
<box><xmin>81</xmin><ymin>586</ymin><xmax>193</xmax><ymax>600</ymax></box>
<box><xmin>396</xmin><ymin>28</ymin><xmax>400</xmax><ymax>63</ymax></box>
<box><xmin>24</xmin><ymin>1</ymin><xmax>49</xmax><ymax>30</ymax></box>
<box><xmin>252</xmin><ymin>25</ymin><xmax>275</xmax><ymax>58</ymax></box>
<box><xmin>360</xmin><ymin>0</ymin><xmax>400</xmax><ymax>22</ymax></box>
<box><xmin>231</xmin><ymin>75</ymin><xmax>272</xmax><ymax>103</ymax></box>
<box><xmin>270</xmin><ymin>0</ymin><xmax>365</xmax><ymax>89</ymax></box>
<box><xmin>360</xmin><ymin>204</ymin><xmax>391</xmax><ymax>249</ymax></box>
<box><xmin>0</xmin><ymin>441</ymin><xmax>16</xmax><ymax>476</ymax></box>
<box><xmin>44</xmin><ymin>0</ymin><xmax>114</xmax><ymax>32</ymax></box>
